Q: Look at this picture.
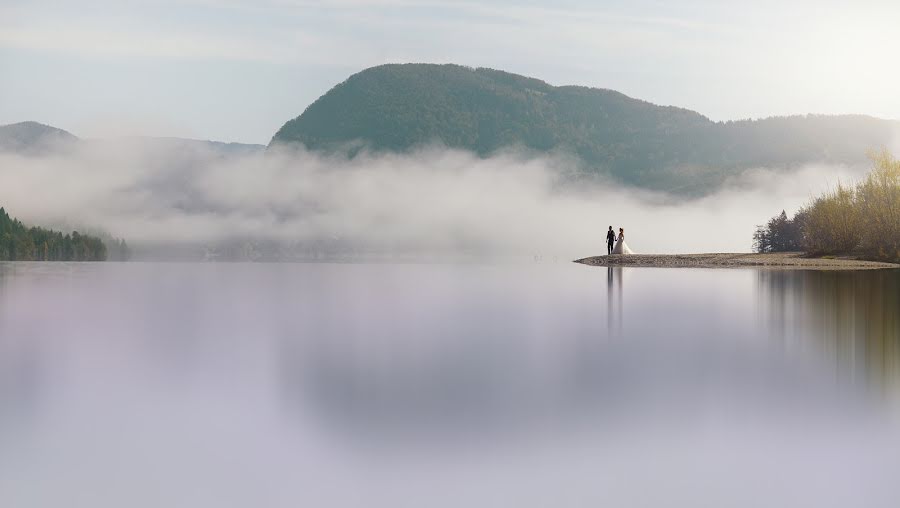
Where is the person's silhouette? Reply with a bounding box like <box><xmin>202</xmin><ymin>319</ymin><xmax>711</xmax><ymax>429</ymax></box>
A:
<box><xmin>606</xmin><ymin>226</ymin><xmax>616</xmax><ymax>255</ymax></box>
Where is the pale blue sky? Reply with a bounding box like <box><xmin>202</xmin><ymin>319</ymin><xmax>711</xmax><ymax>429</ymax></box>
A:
<box><xmin>2</xmin><ymin>0</ymin><xmax>898</xmax><ymax>144</ymax></box>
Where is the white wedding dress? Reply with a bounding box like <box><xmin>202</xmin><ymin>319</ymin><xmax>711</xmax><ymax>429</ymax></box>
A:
<box><xmin>612</xmin><ymin>235</ymin><xmax>634</xmax><ymax>255</ymax></box>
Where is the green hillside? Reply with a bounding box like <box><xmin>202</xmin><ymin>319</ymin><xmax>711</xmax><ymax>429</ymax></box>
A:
<box><xmin>271</xmin><ymin>64</ymin><xmax>898</xmax><ymax>194</ymax></box>
<box><xmin>0</xmin><ymin>207</ymin><xmax>112</xmax><ymax>261</ymax></box>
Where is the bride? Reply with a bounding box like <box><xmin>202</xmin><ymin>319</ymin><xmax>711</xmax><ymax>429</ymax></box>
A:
<box><xmin>612</xmin><ymin>227</ymin><xmax>634</xmax><ymax>255</ymax></box>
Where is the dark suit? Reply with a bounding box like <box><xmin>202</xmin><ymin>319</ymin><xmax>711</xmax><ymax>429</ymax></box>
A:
<box><xmin>606</xmin><ymin>229</ymin><xmax>616</xmax><ymax>255</ymax></box>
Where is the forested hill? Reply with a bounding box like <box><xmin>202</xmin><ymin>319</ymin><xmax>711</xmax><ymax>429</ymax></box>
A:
<box><xmin>271</xmin><ymin>64</ymin><xmax>899</xmax><ymax>193</ymax></box>
<box><xmin>0</xmin><ymin>121</ymin><xmax>78</xmax><ymax>154</ymax></box>
<box><xmin>0</xmin><ymin>207</ymin><xmax>122</xmax><ymax>261</ymax></box>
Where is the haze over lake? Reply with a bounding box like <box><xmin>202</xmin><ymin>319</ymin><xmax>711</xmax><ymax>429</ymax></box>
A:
<box><xmin>3</xmin><ymin>1</ymin><xmax>900</xmax><ymax>506</ymax></box>
<box><xmin>1</xmin><ymin>261</ymin><xmax>898</xmax><ymax>507</ymax></box>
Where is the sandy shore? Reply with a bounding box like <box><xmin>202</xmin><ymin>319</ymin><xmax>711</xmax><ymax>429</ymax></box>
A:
<box><xmin>574</xmin><ymin>252</ymin><xmax>899</xmax><ymax>270</ymax></box>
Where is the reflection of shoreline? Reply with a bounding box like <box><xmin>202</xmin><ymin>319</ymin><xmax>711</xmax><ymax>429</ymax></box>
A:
<box><xmin>577</xmin><ymin>252</ymin><xmax>897</xmax><ymax>270</ymax></box>
<box><xmin>758</xmin><ymin>270</ymin><xmax>900</xmax><ymax>397</ymax></box>
<box><xmin>607</xmin><ymin>267</ymin><xmax>622</xmax><ymax>337</ymax></box>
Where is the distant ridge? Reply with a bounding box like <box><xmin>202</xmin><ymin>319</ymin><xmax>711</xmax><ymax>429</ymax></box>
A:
<box><xmin>0</xmin><ymin>122</ymin><xmax>265</xmax><ymax>156</ymax></box>
<box><xmin>0</xmin><ymin>121</ymin><xmax>78</xmax><ymax>154</ymax></box>
<box><xmin>110</xmin><ymin>136</ymin><xmax>265</xmax><ymax>156</ymax></box>
<box><xmin>271</xmin><ymin>63</ymin><xmax>899</xmax><ymax>194</ymax></box>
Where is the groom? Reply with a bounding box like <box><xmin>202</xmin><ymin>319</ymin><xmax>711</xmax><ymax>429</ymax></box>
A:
<box><xmin>606</xmin><ymin>226</ymin><xmax>616</xmax><ymax>255</ymax></box>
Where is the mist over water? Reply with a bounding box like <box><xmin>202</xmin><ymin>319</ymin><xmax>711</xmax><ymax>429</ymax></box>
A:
<box><xmin>4</xmin><ymin>3</ymin><xmax>900</xmax><ymax>508</ymax></box>
<box><xmin>0</xmin><ymin>262</ymin><xmax>899</xmax><ymax>507</ymax></box>
<box><xmin>0</xmin><ymin>140</ymin><xmax>870</xmax><ymax>259</ymax></box>
<box><xmin>4</xmin><ymin>137</ymin><xmax>895</xmax><ymax>505</ymax></box>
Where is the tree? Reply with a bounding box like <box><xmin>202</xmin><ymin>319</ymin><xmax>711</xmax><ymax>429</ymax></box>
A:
<box><xmin>754</xmin><ymin>151</ymin><xmax>900</xmax><ymax>261</ymax></box>
<box><xmin>856</xmin><ymin>150</ymin><xmax>900</xmax><ymax>260</ymax></box>
<box><xmin>754</xmin><ymin>210</ymin><xmax>803</xmax><ymax>253</ymax></box>
<box><xmin>0</xmin><ymin>206</ymin><xmax>113</xmax><ymax>261</ymax></box>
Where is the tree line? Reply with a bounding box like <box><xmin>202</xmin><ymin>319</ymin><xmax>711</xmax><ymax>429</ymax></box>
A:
<box><xmin>754</xmin><ymin>150</ymin><xmax>900</xmax><ymax>261</ymax></box>
<box><xmin>0</xmin><ymin>207</ymin><xmax>128</xmax><ymax>261</ymax></box>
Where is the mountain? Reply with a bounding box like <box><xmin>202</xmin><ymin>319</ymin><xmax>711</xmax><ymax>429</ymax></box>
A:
<box><xmin>108</xmin><ymin>136</ymin><xmax>266</xmax><ymax>156</ymax></box>
<box><xmin>0</xmin><ymin>121</ymin><xmax>78</xmax><ymax>154</ymax></box>
<box><xmin>271</xmin><ymin>64</ymin><xmax>899</xmax><ymax>193</ymax></box>
<box><xmin>0</xmin><ymin>121</ymin><xmax>265</xmax><ymax>156</ymax></box>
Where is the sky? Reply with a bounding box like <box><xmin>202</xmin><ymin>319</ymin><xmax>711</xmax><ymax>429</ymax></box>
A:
<box><xmin>1</xmin><ymin>0</ymin><xmax>899</xmax><ymax>144</ymax></box>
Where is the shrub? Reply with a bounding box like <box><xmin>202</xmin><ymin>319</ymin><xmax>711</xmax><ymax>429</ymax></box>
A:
<box><xmin>754</xmin><ymin>150</ymin><xmax>900</xmax><ymax>261</ymax></box>
<box><xmin>801</xmin><ymin>182</ymin><xmax>861</xmax><ymax>255</ymax></box>
<box><xmin>856</xmin><ymin>150</ymin><xmax>900</xmax><ymax>260</ymax></box>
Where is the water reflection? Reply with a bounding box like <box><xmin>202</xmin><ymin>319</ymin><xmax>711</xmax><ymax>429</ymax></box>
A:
<box><xmin>1</xmin><ymin>263</ymin><xmax>900</xmax><ymax>507</ymax></box>
<box><xmin>606</xmin><ymin>267</ymin><xmax>623</xmax><ymax>337</ymax></box>
<box><xmin>0</xmin><ymin>335</ymin><xmax>41</xmax><ymax>427</ymax></box>
<box><xmin>0</xmin><ymin>264</ymin><xmax>51</xmax><ymax>426</ymax></box>
<box><xmin>758</xmin><ymin>269</ymin><xmax>900</xmax><ymax>400</ymax></box>
<box><xmin>284</xmin><ymin>265</ymin><xmax>886</xmax><ymax>441</ymax></box>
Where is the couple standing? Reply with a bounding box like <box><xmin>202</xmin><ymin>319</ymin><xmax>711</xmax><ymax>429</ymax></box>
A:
<box><xmin>606</xmin><ymin>226</ymin><xmax>634</xmax><ymax>255</ymax></box>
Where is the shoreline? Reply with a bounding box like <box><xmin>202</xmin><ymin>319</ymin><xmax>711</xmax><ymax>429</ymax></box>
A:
<box><xmin>574</xmin><ymin>252</ymin><xmax>899</xmax><ymax>270</ymax></box>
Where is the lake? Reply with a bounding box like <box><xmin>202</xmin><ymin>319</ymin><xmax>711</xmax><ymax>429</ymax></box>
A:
<box><xmin>1</xmin><ymin>262</ymin><xmax>899</xmax><ymax>507</ymax></box>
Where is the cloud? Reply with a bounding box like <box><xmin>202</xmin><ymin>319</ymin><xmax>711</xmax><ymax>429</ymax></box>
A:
<box><xmin>0</xmin><ymin>139</ymin><xmax>870</xmax><ymax>259</ymax></box>
<box><xmin>0</xmin><ymin>25</ymin><xmax>286</xmax><ymax>62</ymax></box>
<box><xmin>0</xmin><ymin>1</ymin><xmax>744</xmax><ymax>67</ymax></box>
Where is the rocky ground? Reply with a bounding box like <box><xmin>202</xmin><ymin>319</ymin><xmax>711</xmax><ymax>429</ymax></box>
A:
<box><xmin>574</xmin><ymin>252</ymin><xmax>899</xmax><ymax>270</ymax></box>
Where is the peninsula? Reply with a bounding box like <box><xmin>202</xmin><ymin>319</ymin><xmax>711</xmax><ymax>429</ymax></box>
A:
<box><xmin>574</xmin><ymin>252</ymin><xmax>899</xmax><ymax>270</ymax></box>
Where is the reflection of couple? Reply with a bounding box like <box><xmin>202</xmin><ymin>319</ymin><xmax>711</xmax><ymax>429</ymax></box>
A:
<box><xmin>606</xmin><ymin>226</ymin><xmax>634</xmax><ymax>255</ymax></box>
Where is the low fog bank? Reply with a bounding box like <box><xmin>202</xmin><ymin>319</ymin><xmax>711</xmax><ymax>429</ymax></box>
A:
<box><xmin>0</xmin><ymin>140</ymin><xmax>871</xmax><ymax>260</ymax></box>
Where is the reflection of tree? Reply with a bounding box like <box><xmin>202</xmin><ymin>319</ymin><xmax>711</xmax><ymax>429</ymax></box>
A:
<box><xmin>758</xmin><ymin>270</ymin><xmax>900</xmax><ymax>396</ymax></box>
<box><xmin>0</xmin><ymin>320</ymin><xmax>43</xmax><ymax>427</ymax></box>
<box><xmin>0</xmin><ymin>269</ymin><xmax>41</xmax><ymax>426</ymax></box>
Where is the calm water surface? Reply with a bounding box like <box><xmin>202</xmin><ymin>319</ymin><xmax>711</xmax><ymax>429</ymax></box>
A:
<box><xmin>0</xmin><ymin>262</ymin><xmax>898</xmax><ymax>507</ymax></box>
